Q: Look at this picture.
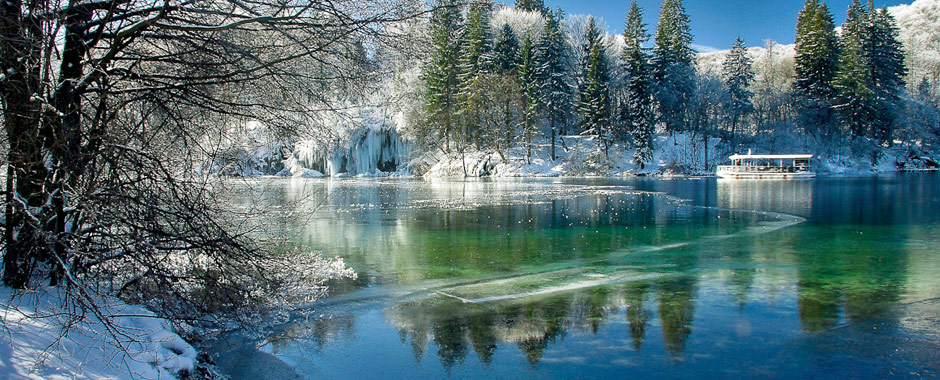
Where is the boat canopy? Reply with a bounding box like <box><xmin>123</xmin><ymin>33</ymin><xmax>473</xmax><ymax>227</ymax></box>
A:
<box><xmin>728</xmin><ymin>154</ymin><xmax>813</xmax><ymax>160</ymax></box>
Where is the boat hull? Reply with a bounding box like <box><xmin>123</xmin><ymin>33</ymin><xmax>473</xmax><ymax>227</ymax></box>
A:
<box><xmin>716</xmin><ymin>170</ymin><xmax>816</xmax><ymax>180</ymax></box>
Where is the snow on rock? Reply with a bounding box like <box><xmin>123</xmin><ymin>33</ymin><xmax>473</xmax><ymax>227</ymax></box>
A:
<box><xmin>0</xmin><ymin>287</ymin><xmax>197</xmax><ymax>380</ymax></box>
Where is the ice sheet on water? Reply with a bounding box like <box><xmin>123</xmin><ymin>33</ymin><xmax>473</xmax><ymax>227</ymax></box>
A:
<box><xmin>404</xmin><ymin>184</ymin><xmax>649</xmax><ymax>210</ymax></box>
<box><xmin>418</xmin><ymin>205</ymin><xmax>803</xmax><ymax>304</ymax></box>
<box><xmin>435</xmin><ymin>266</ymin><xmax>668</xmax><ymax>304</ymax></box>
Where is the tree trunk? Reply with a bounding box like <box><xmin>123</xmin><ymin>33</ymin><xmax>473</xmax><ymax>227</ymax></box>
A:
<box><xmin>47</xmin><ymin>4</ymin><xmax>93</xmax><ymax>285</ymax></box>
<box><xmin>703</xmin><ymin>133</ymin><xmax>709</xmax><ymax>173</ymax></box>
<box><xmin>504</xmin><ymin>99</ymin><xmax>512</xmax><ymax>155</ymax></box>
<box><xmin>1</xmin><ymin>0</ymin><xmax>47</xmax><ymax>288</ymax></box>
<box><xmin>550</xmin><ymin>115</ymin><xmax>556</xmax><ymax>161</ymax></box>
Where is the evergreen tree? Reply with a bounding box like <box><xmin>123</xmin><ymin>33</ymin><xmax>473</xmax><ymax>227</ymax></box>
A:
<box><xmin>493</xmin><ymin>23</ymin><xmax>521</xmax><ymax>152</ymax></box>
<box><xmin>494</xmin><ymin>24</ymin><xmax>521</xmax><ymax>75</ymax></box>
<box><xmin>425</xmin><ymin>0</ymin><xmax>464</xmax><ymax>152</ymax></box>
<box><xmin>793</xmin><ymin>0</ymin><xmax>840</xmax><ymax>139</ymax></box>
<box><xmin>833</xmin><ymin>40</ymin><xmax>875</xmax><ymax>139</ymax></box>
<box><xmin>514</xmin><ymin>0</ymin><xmax>545</xmax><ymax>14</ymax></box>
<box><xmin>536</xmin><ymin>7</ymin><xmax>571</xmax><ymax>160</ymax></box>
<box><xmin>833</xmin><ymin>0</ymin><xmax>875</xmax><ymax>139</ymax></box>
<box><xmin>460</xmin><ymin>1</ymin><xmax>493</xmax><ymax>77</ymax></box>
<box><xmin>576</xmin><ymin>17</ymin><xmax>612</xmax><ymax>153</ymax></box>
<box><xmin>867</xmin><ymin>7</ymin><xmax>907</xmax><ymax>143</ymax></box>
<box><xmin>722</xmin><ymin>37</ymin><xmax>755</xmax><ymax>148</ymax></box>
<box><xmin>652</xmin><ymin>0</ymin><xmax>695</xmax><ymax>134</ymax></box>
<box><xmin>519</xmin><ymin>34</ymin><xmax>541</xmax><ymax>162</ymax></box>
<box><xmin>622</xmin><ymin>0</ymin><xmax>655</xmax><ymax>167</ymax></box>
<box><xmin>458</xmin><ymin>0</ymin><xmax>495</xmax><ymax>148</ymax></box>
<box><xmin>652</xmin><ymin>0</ymin><xmax>694</xmax><ymax>70</ymax></box>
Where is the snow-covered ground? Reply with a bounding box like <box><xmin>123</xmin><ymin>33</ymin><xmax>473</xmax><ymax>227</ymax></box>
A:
<box><xmin>0</xmin><ymin>287</ymin><xmax>198</xmax><ymax>380</ymax></box>
<box><xmin>214</xmin><ymin>121</ymin><xmax>938</xmax><ymax>179</ymax></box>
<box><xmin>423</xmin><ymin>133</ymin><xmax>744</xmax><ymax>178</ymax></box>
<box><xmin>419</xmin><ymin>133</ymin><xmax>934</xmax><ymax>178</ymax></box>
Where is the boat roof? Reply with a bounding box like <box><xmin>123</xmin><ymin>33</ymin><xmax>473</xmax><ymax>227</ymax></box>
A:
<box><xmin>728</xmin><ymin>154</ymin><xmax>813</xmax><ymax>160</ymax></box>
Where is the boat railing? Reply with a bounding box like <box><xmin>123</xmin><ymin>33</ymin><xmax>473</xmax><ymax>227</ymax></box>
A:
<box><xmin>717</xmin><ymin>165</ymin><xmax>810</xmax><ymax>174</ymax></box>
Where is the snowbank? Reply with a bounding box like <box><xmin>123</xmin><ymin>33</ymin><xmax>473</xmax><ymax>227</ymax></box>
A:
<box><xmin>0</xmin><ymin>287</ymin><xmax>197</xmax><ymax>380</ymax></box>
<box><xmin>418</xmin><ymin>132</ymin><xmax>937</xmax><ymax>178</ymax></box>
<box><xmin>422</xmin><ymin>133</ymin><xmax>722</xmax><ymax>178</ymax></box>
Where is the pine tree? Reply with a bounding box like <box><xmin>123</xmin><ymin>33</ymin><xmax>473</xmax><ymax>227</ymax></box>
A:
<box><xmin>833</xmin><ymin>0</ymin><xmax>875</xmax><ymax>139</ymax></box>
<box><xmin>622</xmin><ymin>0</ymin><xmax>655</xmax><ymax>167</ymax></box>
<box><xmin>514</xmin><ymin>0</ymin><xmax>545</xmax><ymax>14</ymax></box>
<box><xmin>652</xmin><ymin>0</ymin><xmax>695</xmax><ymax>134</ymax></box>
<box><xmin>833</xmin><ymin>40</ymin><xmax>874</xmax><ymax>139</ymax></box>
<box><xmin>494</xmin><ymin>24</ymin><xmax>521</xmax><ymax>75</ymax></box>
<box><xmin>793</xmin><ymin>0</ymin><xmax>840</xmax><ymax>139</ymax></box>
<box><xmin>652</xmin><ymin>0</ymin><xmax>694</xmax><ymax>70</ymax></box>
<box><xmin>722</xmin><ymin>37</ymin><xmax>755</xmax><ymax>148</ymax></box>
<box><xmin>576</xmin><ymin>17</ymin><xmax>612</xmax><ymax>153</ymax></box>
<box><xmin>460</xmin><ymin>1</ymin><xmax>493</xmax><ymax>78</ymax></box>
<box><xmin>493</xmin><ymin>23</ymin><xmax>521</xmax><ymax>152</ymax></box>
<box><xmin>458</xmin><ymin>0</ymin><xmax>494</xmax><ymax>148</ymax></box>
<box><xmin>519</xmin><ymin>35</ymin><xmax>541</xmax><ymax>163</ymax></box>
<box><xmin>536</xmin><ymin>7</ymin><xmax>571</xmax><ymax>160</ymax></box>
<box><xmin>867</xmin><ymin>7</ymin><xmax>907</xmax><ymax>143</ymax></box>
<box><xmin>425</xmin><ymin>0</ymin><xmax>464</xmax><ymax>152</ymax></box>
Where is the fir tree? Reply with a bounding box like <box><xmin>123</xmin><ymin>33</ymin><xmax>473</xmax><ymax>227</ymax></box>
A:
<box><xmin>722</xmin><ymin>37</ymin><xmax>755</xmax><ymax>148</ymax></box>
<box><xmin>576</xmin><ymin>17</ymin><xmax>612</xmax><ymax>153</ymax></box>
<box><xmin>493</xmin><ymin>23</ymin><xmax>521</xmax><ymax>152</ymax></box>
<box><xmin>793</xmin><ymin>0</ymin><xmax>840</xmax><ymax>139</ymax></box>
<box><xmin>622</xmin><ymin>0</ymin><xmax>655</xmax><ymax>167</ymax></box>
<box><xmin>458</xmin><ymin>0</ymin><xmax>495</xmax><ymax>148</ymax></box>
<box><xmin>514</xmin><ymin>0</ymin><xmax>545</xmax><ymax>14</ymax></box>
<box><xmin>425</xmin><ymin>0</ymin><xmax>464</xmax><ymax>152</ymax></box>
<box><xmin>519</xmin><ymin>34</ymin><xmax>540</xmax><ymax>162</ymax></box>
<box><xmin>652</xmin><ymin>0</ymin><xmax>693</xmax><ymax>70</ymax></box>
<box><xmin>867</xmin><ymin>7</ymin><xmax>907</xmax><ymax>143</ymax></box>
<box><xmin>833</xmin><ymin>0</ymin><xmax>875</xmax><ymax>139</ymax></box>
<box><xmin>460</xmin><ymin>1</ymin><xmax>493</xmax><ymax>77</ymax></box>
<box><xmin>652</xmin><ymin>0</ymin><xmax>695</xmax><ymax>134</ymax></box>
<box><xmin>536</xmin><ymin>7</ymin><xmax>571</xmax><ymax>160</ymax></box>
<box><xmin>834</xmin><ymin>40</ymin><xmax>874</xmax><ymax>139</ymax></box>
<box><xmin>494</xmin><ymin>24</ymin><xmax>521</xmax><ymax>75</ymax></box>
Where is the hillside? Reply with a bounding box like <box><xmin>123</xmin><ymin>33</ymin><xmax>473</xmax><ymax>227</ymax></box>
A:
<box><xmin>697</xmin><ymin>0</ymin><xmax>940</xmax><ymax>88</ymax></box>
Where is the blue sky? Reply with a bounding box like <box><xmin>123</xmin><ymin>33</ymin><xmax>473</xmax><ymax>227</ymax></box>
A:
<box><xmin>546</xmin><ymin>0</ymin><xmax>914</xmax><ymax>51</ymax></box>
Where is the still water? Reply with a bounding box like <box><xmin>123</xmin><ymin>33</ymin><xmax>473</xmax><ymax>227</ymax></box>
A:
<box><xmin>214</xmin><ymin>176</ymin><xmax>940</xmax><ymax>379</ymax></box>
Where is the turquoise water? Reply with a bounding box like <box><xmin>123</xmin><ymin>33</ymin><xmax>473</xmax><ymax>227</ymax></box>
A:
<box><xmin>214</xmin><ymin>176</ymin><xmax>940</xmax><ymax>379</ymax></box>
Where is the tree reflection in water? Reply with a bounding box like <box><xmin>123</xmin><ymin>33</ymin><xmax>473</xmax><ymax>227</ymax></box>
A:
<box><xmin>225</xmin><ymin>177</ymin><xmax>940</xmax><ymax>379</ymax></box>
<box><xmin>379</xmin><ymin>274</ymin><xmax>707</xmax><ymax>368</ymax></box>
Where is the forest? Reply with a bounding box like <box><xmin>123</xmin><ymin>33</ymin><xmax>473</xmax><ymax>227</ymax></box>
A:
<box><xmin>396</xmin><ymin>0</ymin><xmax>939</xmax><ymax>175</ymax></box>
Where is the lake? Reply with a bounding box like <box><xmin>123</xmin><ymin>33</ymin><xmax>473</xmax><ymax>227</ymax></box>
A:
<box><xmin>213</xmin><ymin>175</ymin><xmax>940</xmax><ymax>379</ymax></box>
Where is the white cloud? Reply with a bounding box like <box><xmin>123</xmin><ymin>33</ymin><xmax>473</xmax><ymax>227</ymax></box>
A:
<box><xmin>691</xmin><ymin>43</ymin><xmax>720</xmax><ymax>53</ymax></box>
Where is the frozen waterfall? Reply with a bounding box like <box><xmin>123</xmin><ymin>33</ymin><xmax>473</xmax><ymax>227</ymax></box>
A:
<box><xmin>292</xmin><ymin>126</ymin><xmax>413</xmax><ymax>177</ymax></box>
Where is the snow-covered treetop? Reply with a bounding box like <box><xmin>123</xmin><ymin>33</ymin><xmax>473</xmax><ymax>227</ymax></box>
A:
<box><xmin>492</xmin><ymin>7</ymin><xmax>545</xmax><ymax>41</ymax></box>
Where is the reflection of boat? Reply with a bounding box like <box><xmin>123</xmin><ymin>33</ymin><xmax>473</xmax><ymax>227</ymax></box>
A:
<box><xmin>716</xmin><ymin>154</ymin><xmax>815</xmax><ymax>179</ymax></box>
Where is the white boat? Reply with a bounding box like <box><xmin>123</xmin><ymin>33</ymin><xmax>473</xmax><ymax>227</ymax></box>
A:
<box><xmin>716</xmin><ymin>154</ymin><xmax>815</xmax><ymax>179</ymax></box>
